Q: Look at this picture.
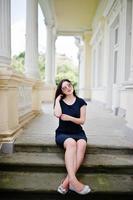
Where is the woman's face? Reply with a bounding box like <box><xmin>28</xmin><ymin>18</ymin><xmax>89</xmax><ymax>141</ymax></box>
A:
<box><xmin>61</xmin><ymin>81</ymin><xmax>74</xmax><ymax>95</ymax></box>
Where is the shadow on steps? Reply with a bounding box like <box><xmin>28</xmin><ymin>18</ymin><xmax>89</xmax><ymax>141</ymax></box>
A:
<box><xmin>0</xmin><ymin>191</ymin><xmax>133</xmax><ymax>200</ymax></box>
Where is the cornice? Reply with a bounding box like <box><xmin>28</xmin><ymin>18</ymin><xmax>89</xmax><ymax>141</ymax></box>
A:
<box><xmin>38</xmin><ymin>0</ymin><xmax>55</xmax><ymax>27</ymax></box>
<box><xmin>103</xmin><ymin>0</ymin><xmax>116</xmax><ymax>17</ymax></box>
<box><xmin>90</xmin><ymin>21</ymin><xmax>103</xmax><ymax>46</ymax></box>
<box><xmin>57</xmin><ymin>28</ymin><xmax>92</xmax><ymax>37</ymax></box>
<box><xmin>106</xmin><ymin>0</ymin><xmax>121</xmax><ymax>26</ymax></box>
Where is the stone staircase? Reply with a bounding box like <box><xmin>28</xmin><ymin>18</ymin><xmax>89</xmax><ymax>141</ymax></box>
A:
<box><xmin>0</xmin><ymin>102</ymin><xmax>133</xmax><ymax>199</ymax></box>
<box><xmin>0</xmin><ymin>142</ymin><xmax>133</xmax><ymax>200</ymax></box>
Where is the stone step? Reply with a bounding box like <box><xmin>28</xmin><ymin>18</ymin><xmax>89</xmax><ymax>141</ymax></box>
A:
<box><xmin>0</xmin><ymin>171</ymin><xmax>133</xmax><ymax>195</ymax></box>
<box><xmin>0</xmin><ymin>152</ymin><xmax>133</xmax><ymax>174</ymax></box>
<box><xmin>14</xmin><ymin>143</ymin><xmax>133</xmax><ymax>155</ymax></box>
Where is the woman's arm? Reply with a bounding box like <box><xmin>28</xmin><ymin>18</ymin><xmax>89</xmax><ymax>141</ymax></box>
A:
<box><xmin>54</xmin><ymin>95</ymin><xmax>62</xmax><ymax>118</ymax></box>
<box><xmin>60</xmin><ymin>105</ymin><xmax>86</xmax><ymax>125</ymax></box>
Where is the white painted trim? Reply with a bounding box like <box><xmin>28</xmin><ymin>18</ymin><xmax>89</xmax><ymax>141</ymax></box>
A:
<box><xmin>39</xmin><ymin>0</ymin><xmax>55</xmax><ymax>26</ymax></box>
<box><xmin>103</xmin><ymin>0</ymin><xmax>116</xmax><ymax>17</ymax></box>
<box><xmin>57</xmin><ymin>29</ymin><xmax>92</xmax><ymax>36</ymax></box>
<box><xmin>49</xmin><ymin>0</ymin><xmax>58</xmax><ymax>30</ymax></box>
<box><xmin>57</xmin><ymin>30</ymin><xmax>83</xmax><ymax>36</ymax></box>
<box><xmin>90</xmin><ymin>22</ymin><xmax>101</xmax><ymax>45</ymax></box>
<box><xmin>107</xmin><ymin>0</ymin><xmax>121</xmax><ymax>26</ymax></box>
<box><xmin>92</xmin><ymin>0</ymin><xmax>107</xmax><ymax>31</ymax></box>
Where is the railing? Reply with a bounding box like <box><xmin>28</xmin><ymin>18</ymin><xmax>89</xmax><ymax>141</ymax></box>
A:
<box><xmin>18</xmin><ymin>85</ymin><xmax>32</xmax><ymax>117</ymax></box>
<box><xmin>0</xmin><ymin>67</ymin><xmax>44</xmax><ymax>142</ymax></box>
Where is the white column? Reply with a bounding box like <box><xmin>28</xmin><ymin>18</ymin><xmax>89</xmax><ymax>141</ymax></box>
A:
<box><xmin>79</xmin><ymin>44</ymin><xmax>85</xmax><ymax>95</ymax></box>
<box><xmin>42</xmin><ymin>23</ymin><xmax>56</xmax><ymax>102</ymax></box>
<box><xmin>78</xmin><ymin>34</ymin><xmax>92</xmax><ymax>99</ymax></box>
<box><xmin>25</xmin><ymin>0</ymin><xmax>39</xmax><ymax>79</ymax></box>
<box><xmin>52</xmin><ymin>28</ymin><xmax>57</xmax><ymax>81</ymax></box>
<box><xmin>128</xmin><ymin>0</ymin><xmax>133</xmax><ymax>82</ymax></box>
<box><xmin>0</xmin><ymin>0</ymin><xmax>11</xmax><ymax>67</ymax></box>
<box><xmin>95</xmin><ymin>45</ymin><xmax>99</xmax><ymax>88</ymax></box>
<box><xmin>45</xmin><ymin>24</ymin><xmax>56</xmax><ymax>85</ymax></box>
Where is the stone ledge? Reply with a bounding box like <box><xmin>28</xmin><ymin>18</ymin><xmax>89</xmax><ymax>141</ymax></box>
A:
<box><xmin>0</xmin><ymin>152</ymin><xmax>133</xmax><ymax>174</ymax></box>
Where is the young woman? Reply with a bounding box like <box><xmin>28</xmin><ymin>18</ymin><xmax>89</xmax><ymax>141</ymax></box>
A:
<box><xmin>54</xmin><ymin>79</ymin><xmax>91</xmax><ymax>195</ymax></box>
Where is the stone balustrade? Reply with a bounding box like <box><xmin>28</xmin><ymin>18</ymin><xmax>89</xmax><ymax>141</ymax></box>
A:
<box><xmin>0</xmin><ymin>67</ymin><xmax>44</xmax><ymax>143</ymax></box>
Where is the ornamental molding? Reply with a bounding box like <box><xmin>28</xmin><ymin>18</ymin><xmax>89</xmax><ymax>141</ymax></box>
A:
<box><xmin>90</xmin><ymin>22</ymin><xmax>103</xmax><ymax>46</ymax></box>
<box><xmin>106</xmin><ymin>0</ymin><xmax>122</xmax><ymax>26</ymax></box>
<box><xmin>103</xmin><ymin>0</ymin><xmax>116</xmax><ymax>17</ymax></box>
<box><xmin>39</xmin><ymin>0</ymin><xmax>55</xmax><ymax>28</ymax></box>
<box><xmin>56</xmin><ymin>28</ymin><xmax>92</xmax><ymax>37</ymax></box>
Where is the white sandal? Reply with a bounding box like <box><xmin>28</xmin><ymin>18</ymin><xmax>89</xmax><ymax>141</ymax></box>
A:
<box><xmin>57</xmin><ymin>184</ymin><xmax>68</xmax><ymax>194</ymax></box>
<box><xmin>69</xmin><ymin>184</ymin><xmax>91</xmax><ymax>195</ymax></box>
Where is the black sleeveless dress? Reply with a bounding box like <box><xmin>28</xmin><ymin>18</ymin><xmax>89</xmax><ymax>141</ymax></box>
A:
<box><xmin>55</xmin><ymin>97</ymin><xmax>87</xmax><ymax>148</ymax></box>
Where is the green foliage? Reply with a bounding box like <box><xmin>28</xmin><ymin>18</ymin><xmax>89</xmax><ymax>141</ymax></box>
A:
<box><xmin>55</xmin><ymin>64</ymin><xmax>78</xmax><ymax>89</ymax></box>
<box><xmin>11</xmin><ymin>51</ymin><xmax>45</xmax><ymax>80</ymax></box>
<box><xmin>17</xmin><ymin>52</ymin><xmax>25</xmax><ymax>59</ymax></box>
<box><xmin>38</xmin><ymin>53</ymin><xmax>45</xmax><ymax>80</ymax></box>
<box><xmin>11</xmin><ymin>52</ymin><xmax>78</xmax><ymax>87</ymax></box>
<box><xmin>11</xmin><ymin>52</ymin><xmax>25</xmax><ymax>74</ymax></box>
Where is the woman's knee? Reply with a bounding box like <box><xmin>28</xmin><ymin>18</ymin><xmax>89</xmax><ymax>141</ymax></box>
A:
<box><xmin>64</xmin><ymin>138</ymin><xmax>77</xmax><ymax>149</ymax></box>
<box><xmin>77</xmin><ymin>139</ymin><xmax>87</xmax><ymax>151</ymax></box>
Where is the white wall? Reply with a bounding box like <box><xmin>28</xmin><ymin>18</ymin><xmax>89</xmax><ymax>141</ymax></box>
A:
<box><xmin>91</xmin><ymin>0</ymin><xmax>132</xmax><ymax>114</ymax></box>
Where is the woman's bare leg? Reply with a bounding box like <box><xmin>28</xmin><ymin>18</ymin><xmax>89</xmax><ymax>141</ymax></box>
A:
<box><xmin>64</xmin><ymin>138</ymin><xmax>77</xmax><ymax>177</ymax></box>
<box><xmin>76</xmin><ymin>139</ymin><xmax>87</xmax><ymax>170</ymax></box>
<box><xmin>62</xmin><ymin>139</ymin><xmax>87</xmax><ymax>191</ymax></box>
<box><xmin>62</xmin><ymin>138</ymin><xmax>77</xmax><ymax>189</ymax></box>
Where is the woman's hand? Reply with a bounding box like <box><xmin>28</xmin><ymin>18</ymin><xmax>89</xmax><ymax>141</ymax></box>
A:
<box><xmin>60</xmin><ymin>106</ymin><xmax>86</xmax><ymax>124</ymax></box>
<box><xmin>56</xmin><ymin>94</ymin><xmax>63</xmax><ymax>102</ymax></box>
<box><xmin>60</xmin><ymin>114</ymin><xmax>71</xmax><ymax>121</ymax></box>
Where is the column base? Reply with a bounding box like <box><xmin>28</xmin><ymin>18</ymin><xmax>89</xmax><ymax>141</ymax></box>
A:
<box><xmin>0</xmin><ymin>110</ymin><xmax>40</xmax><ymax>143</ymax></box>
<box><xmin>1</xmin><ymin>141</ymin><xmax>14</xmax><ymax>154</ymax></box>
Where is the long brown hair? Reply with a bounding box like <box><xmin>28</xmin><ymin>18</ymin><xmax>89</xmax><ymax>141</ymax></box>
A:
<box><xmin>54</xmin><ymin>79</ymin><xmax>77</xmax><ymax>107</ymax></box>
